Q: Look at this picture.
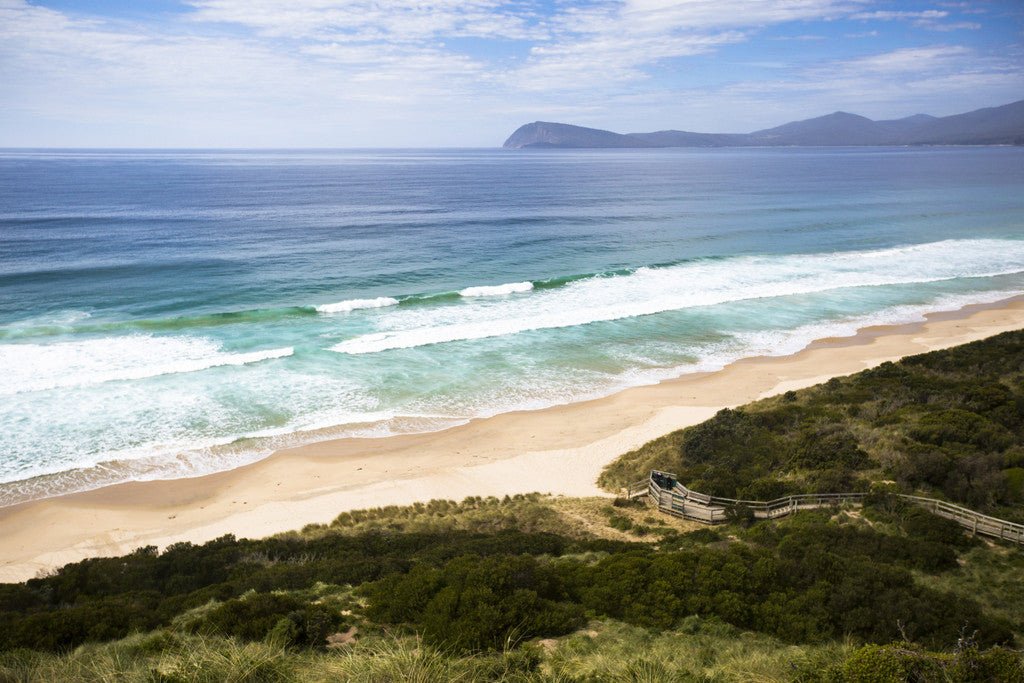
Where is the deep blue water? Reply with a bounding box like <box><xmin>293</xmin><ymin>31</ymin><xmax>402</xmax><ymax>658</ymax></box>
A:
<box><xmin>1</xmin><ymin>147</ymin><xmax>1023</xmax><ymax>504</ymax></box>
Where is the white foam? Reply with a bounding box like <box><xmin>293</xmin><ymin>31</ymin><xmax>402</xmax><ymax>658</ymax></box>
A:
<box><xmin>331</xmin><ymin>239</ymin><xmax>1024</xmax><ymax>354</ymax></box>
<box><xmin>0</xmin><ymin>365</ymin><xmax>387</xmax><ymax>496</ymax></box>
<box><xmin>315</xmin><ymin>297</ymin><xmax>399</xmax><ymax>314</ymax></box>
<box><xmin>0</xmin><ymin>400</ymin><xmax>471</xmax><ymax>505</ymax></box>
<box><xmin>728</xmin><ymin>289</ymin><xmax>1022</xmax><ymax>361</ymax></box>
<box><xmin>0</xmin><ymin>310</ymin><xmax>92</xmax><ymax>335</ymax></box>
<box><xmin>459</xmin><ymin>281</ymin><xmax>534</xmax><ymax>297</ymax></box>
<box><xmin>0</xmin><ymin>335</ymin><xmax>293</xmax><ymax>395</ymax></box>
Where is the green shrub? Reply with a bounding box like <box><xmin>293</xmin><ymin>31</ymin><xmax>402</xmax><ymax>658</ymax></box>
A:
<box><xmin>364</xmin><ymin>554</ymin><xmax>585</xmax><ymax>651</ymax></box>
<box><xmin>900</xmin><ymin>507</ymin><xmax>973</xmax><ymax>549</ymax></box>
<box><xmin>182</xmin><ymin>592</ymin><xmax>344</xmax><ymax>649</ymax></box>
<box><xmin>608</xmin><ymin>514</ymin><xmax>635</xmax><ymax>532</ymax></box>
<box><xmin>794</xmin><ymin>427</ymin><xmax>870</xmax><ymax>470</ymax></box>
<box><xmin>839</xmin><ymin>642</ymin><xmax>1024</xmax><ymax>683</ymax></box>
<box><xmin>189</xmin><ymin>593</ymin><xmax>303</xmax><ymax>641</ymax></box>
<box><xmin>910</xmin><ymin>409</ymin><xmax>1013</xmax><ymax>451</ymax></box>
<box><xmin>840</xmin><ymin>643</ymin><xmax>928</xmax><ymax>682</ymax></box>
<box><xmin>1005</xmin><ymin>467</ymin><xmax>1024</xmax><ymax>502</ymax></box>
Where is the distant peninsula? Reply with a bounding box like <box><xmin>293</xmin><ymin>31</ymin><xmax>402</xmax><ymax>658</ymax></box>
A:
<box><xmin>503</xmin><ymin>98</ymin><xmax>1024</xmax><ymax>148</ymax></box>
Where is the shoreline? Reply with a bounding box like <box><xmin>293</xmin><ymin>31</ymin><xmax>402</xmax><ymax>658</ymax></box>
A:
<box><xmin>1</xmin><ymin>295</ymin><xmax>1023</xmax><ymax>582</ymax></box>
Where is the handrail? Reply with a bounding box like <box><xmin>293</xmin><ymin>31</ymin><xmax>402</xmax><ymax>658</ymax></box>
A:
<box><xmin>898</xmin><ymin>494</ymin><xmax>1024</xmax><ymax>532</ymax></box>
<box><xmin>625</xmin><ymin>479</ymin><xmax>651</xmax><ymax>499</ymax></box>
<box><xmin>643</xmin><ymin>470</ymin><xmax>1023</xmax><ymax>546</ymax></box>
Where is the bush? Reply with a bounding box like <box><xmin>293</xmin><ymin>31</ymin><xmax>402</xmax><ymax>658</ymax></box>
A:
<box><xmin>188</xmin><ymin>592</ymin><xmax>307</xmax><ymax>642</ymax></box>
<box><xmin>364</xmin><ymin>555</ymin><xmax>585</xmax><ymax>651</ymax></box>
<box><xmin>900</xmin><ymin>507</ymin><xmax>973</xmax><ymax>549</ymax></box>
<box><xmin>794</xmin><ymin>427</ymin><xmax>870</xmax><ymax>470</ymax></box>
<box><xmin>184</xmin><ymin>591</ymin><xmax>345</xmax><ymax>648</ymax></box>
<box><xmin>608</xmin><ymin>514</ymin><xmax>634</xmax><ymax>532</ymax></box>
<box><xmin>840</xmin><ymin>642</ymin><xmax>1024</xmax><ymax>683</ymax></box>
<box><xmin>841</xmin><ymin>643</ymin><xmax>932</xmax><ymax>682</ymax></box>
<box><xmin>910</xmin><ymin>409</ymin><xmax>1013</xmax><ymax>451</ymax></box>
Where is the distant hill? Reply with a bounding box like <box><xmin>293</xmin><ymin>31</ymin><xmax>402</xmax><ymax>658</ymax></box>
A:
<box><xmin>503</xmin><ymin>121</ymin><xmax>652</xmax><ymax>148</ymax></box>
<box><xmin>902</xmin><ymin>99</ymin><xmax>1024</xmax><ymax>145</ymax></box>
<box><xmin>746</xmin><ymin>111</ymin><xmax>889</xmax><ymax>146</ymax></box>
<box><xmin>502</xmin><ymin>99</ymin><xmax>1024</xmax><ymax>148</ymax></box>
<box><xmin>876</xmin><ymin>113</ymin><xmax>938</xmax><ymax>136</ymax></box>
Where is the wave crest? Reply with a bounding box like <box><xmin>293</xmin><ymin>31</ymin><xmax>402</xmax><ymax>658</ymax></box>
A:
<box><xmin>330</xmin><ymin>238</ymin><xmax>1024</xmax><ymax>355</ymax></box>
<box><xmin>0</xmin><ymin>336</ymin><xmax>293</xmax><ymax>395</ymax></box>
<box><xmin>315</xmin><ymin>297</ymin><xmax>399</xmax><ymax>314</ymax></box>
<box><xmin>459</xmin><ymin>281</ymin><xmax>534</xmax><ymax>297</ymax></box>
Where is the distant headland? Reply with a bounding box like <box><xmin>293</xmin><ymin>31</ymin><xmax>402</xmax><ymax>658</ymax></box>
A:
<box><xmin>503</xmin><ymin>98</ymin><xmax>1024</xmax><ymax>148</ymax></box>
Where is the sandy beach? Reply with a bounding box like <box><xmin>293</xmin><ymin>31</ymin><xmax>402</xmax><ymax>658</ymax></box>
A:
<box><xmin>1</xmin><ymin>296</ymin><xmax>1022</xmax><ymax>583</ymax></box>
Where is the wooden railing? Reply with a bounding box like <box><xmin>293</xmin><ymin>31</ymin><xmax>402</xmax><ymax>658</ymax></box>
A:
<box><xmin>629</xmin><ymin>470</ymin><xmax>1024</xmax><ymax>546</ymax></box>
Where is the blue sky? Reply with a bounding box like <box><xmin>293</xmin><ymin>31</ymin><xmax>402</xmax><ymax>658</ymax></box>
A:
<box><xmin>1</xmin><ymin>0</ymin><xmax>1022</xmax><ymax>147</ymax></box>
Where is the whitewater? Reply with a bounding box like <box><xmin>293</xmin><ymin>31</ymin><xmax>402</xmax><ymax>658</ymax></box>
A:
<box><xmin>1</xmin><ymin>146</ymin><xmax>1023</xmax><ymax>505</ymax></box>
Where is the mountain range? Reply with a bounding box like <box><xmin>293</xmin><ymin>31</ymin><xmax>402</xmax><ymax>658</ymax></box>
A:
<box><xmin>503</xmin><ymin>99</ymin><xmax>1024</xmax><ymax>148</ymax></box>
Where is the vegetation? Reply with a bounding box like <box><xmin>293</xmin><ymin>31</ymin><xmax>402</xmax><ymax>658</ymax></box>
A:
<box><xmin>601</xmin><ymin>329</ymin><xmax>1024</xmax><ymax>521</ymax></box>
<box><xmin>3</xmin><ymin>331</ymin><xmax>1024</xmax><ymax>680</ymax></box>
<box><xmin>0</xmin><ymin>492</ymin><xmax>1021</xmax><ymax>681</ymax></box>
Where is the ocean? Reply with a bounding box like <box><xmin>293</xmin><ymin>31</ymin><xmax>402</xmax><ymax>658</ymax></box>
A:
<box><xmin>2</xmin><ymin>146</ymin><xmax>1023</xmax><ymax>505</ymax></box>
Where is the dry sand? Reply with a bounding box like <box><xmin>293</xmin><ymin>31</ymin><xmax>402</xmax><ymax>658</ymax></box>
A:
<box><xmin>1</xmin><ymin>296</ymin><xmax>1023</xmax><ymax>582</ymax></box>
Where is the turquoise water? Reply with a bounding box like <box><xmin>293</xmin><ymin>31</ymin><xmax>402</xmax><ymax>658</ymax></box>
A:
<box><xmin>1</xmin><ymin>147</ymin><xmax>1023</xmax><ymax>504</ymax></box>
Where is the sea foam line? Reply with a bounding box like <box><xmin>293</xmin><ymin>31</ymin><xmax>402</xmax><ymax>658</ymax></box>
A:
<box><xmin>459</xmin><ymin>281</ymin><xmax>534</xmax><ymax>297</ymax></box>
<box><xmin>0</xmin><ymin>411</ymin><xmax>471</xmax><ymax>506</ymax></box>
<box><xmin>315</xmin><ymin>297</ymin><xmax>399</xmax><ymax>314</ymax></box>
<box><xmin>330</xmin><ymin>239</ymin><xmax>1024</xmax><ymax>355</ymax></box>
<box><xmin>0</xmin><ymin>336</ymin><xmax>293</xmax><ymax>396</ymax></box>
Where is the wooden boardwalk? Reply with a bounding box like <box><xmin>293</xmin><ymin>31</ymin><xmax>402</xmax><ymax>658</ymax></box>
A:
<box><xmin>629</xmin><ymin>470</ymin><xmax>1024</xmax><ymax>546</ymax></box>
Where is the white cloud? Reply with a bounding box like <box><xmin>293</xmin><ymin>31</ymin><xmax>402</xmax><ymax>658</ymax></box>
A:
<box><xmin>712</xmin><ymin>44</ymin><xmax>1023</xmax><ymax>124</ymax></box>
<box><xmin>0</xmin><ymin>0</ymin><xmax>512</xmax><ymax>144</ymax></box>
<box><xmin>504</xmin><ymin>0</ymin><xmax>855</xmax><ymax>92</ymax></box>
<box><xmin>927</xmin><ymin>21</ymin><xmax>982</xmax><ymax>31</ymax></box>
<box><xmin>509</xmin><ymin>31</ymin><xmax>745</xmax><ymax>91</ymax></box>
<box><xmin>0</xmin><ymin>0</ymin><xmax>1019</xmax><ymax>146</ymax></box>
<box><xmin>771</xmin><ymin>34</ymin><xmax>827</xmax><ymax>40</ymax></box>
<box><xmin>185</xmin><ymin>0</ymin><xmax>543</xmax><ymax>41</ymax></box>
<box><xmin>620</xmin><ymin>0</ymin><xmax>858</xmax><ymax>29</ymax></box>
<box><xmin>839</xmin><ymin>45</ymin><xmax>972</xmax><ymax>73</ymax></box>
<box><xmin>850</xmin><ymin>8</ymin><xmax>981</xmax><ymax>31</ymax></box>
<box><xmin>852</xmin><ymin>10</ymin><xmax>948</xmax><ymax>20</ymax></box>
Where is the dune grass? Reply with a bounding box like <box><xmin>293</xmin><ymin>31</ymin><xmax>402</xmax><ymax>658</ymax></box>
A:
<box><xmin>912</xmin><ymin>541</ymin><xmax>1024</xmax><ymax>641</ymax></box>
<box><xmin>543</xmin><ymin>618</ymin><xmax>854</xmax><ymax>683</ymax></box>
<box><xmin>0</xmin><ymin>619</ymin><xmax>851</xmax><ymax>683</ymax></box>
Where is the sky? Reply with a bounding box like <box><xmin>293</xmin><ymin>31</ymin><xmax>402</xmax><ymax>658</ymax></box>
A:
<box><xmin>1</xmin><ymin>0</ymin><xmax>1022</xmax><ymax>147</ymax></box>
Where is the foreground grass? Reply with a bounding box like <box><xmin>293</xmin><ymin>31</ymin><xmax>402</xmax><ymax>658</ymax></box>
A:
<box><xmin>0</xmin><ymin>618</ymin><xmax>851</xmax><ymax>683</ymax></box>
<box><xmin>5</xmin><ymin>622</ymin><xmax>1017</xmax><ymax>682</ymax></box>
<box><xmin>544</xmin><ymin>619</ymin><xmax>853</xmax><ymax>682</ymax></box>
<box><xmin>913</xmin><ymin>541</ymin><xmax>1024</xmax><ymax>641</ymax></box>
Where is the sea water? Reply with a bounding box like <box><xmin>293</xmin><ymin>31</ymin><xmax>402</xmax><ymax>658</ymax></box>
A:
<box><xmin>1</xmin><ymin>146</ymin><xmax>1023</xmax><ymax>504</ymax></box>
